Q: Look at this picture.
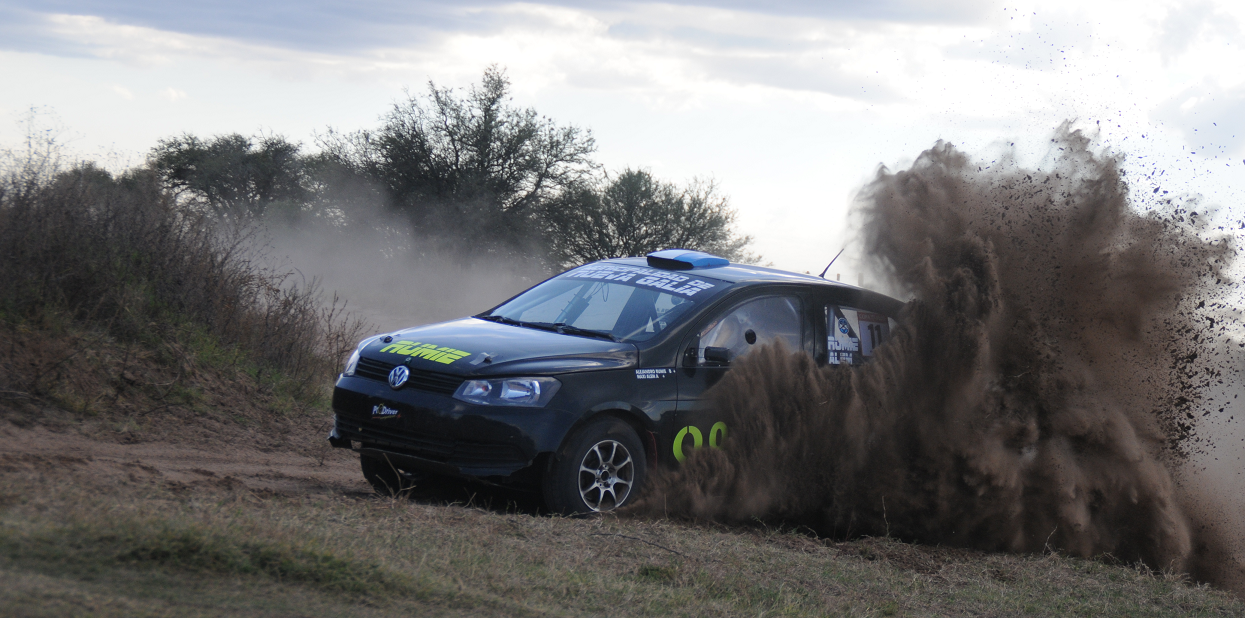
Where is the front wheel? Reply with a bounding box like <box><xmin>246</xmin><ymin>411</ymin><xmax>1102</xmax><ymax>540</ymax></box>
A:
<box><xmin>544</xmin><ymin>417</ymin><xmax>647</xmax><ymax>514</ymax></box>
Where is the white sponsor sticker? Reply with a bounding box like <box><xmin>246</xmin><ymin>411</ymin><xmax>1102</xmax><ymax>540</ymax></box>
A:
<box><xmin>371</xmin><ymin>403</ymin><xmax>401</xmax><ymax>419</ymax></box>
<box><xmin>828</xmin><ymin>306</ymin><xmax>861</xmax><ymax>365</ymax></box>
<box><xmin>566</xmin><ymin>264</ymin><xmax>719</xmax><ymax>298</ymax></box>
<box><xmin>857</xmin><ymin>311</ymin><xmax>890</xmax><ymax>357</ymax></box>
<box><xmin>635</xmin><ymin>368</ymin><xmax>676</xmax><ymax>379</ymax></box>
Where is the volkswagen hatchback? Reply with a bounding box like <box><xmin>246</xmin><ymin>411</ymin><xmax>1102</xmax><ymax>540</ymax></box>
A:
<box><xmin>328</xmin><ymin>249</ymin><xmax>903</xmax><ymax>513</ymax></box>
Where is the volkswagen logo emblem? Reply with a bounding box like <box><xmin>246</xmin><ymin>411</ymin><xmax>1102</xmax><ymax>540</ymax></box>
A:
<box><xmin>387</xmin><ymin>365</ymin><xmax>410</xmax><ymax>390</ymax></box>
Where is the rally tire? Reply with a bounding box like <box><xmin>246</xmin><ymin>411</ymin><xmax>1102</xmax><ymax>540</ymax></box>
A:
<box><xmin>544</xmin><ymin>416</ymin><xmax>647</xmax><ymax>515</ymax></box>
<box><xmin>360</xmin><ymin>453</ymin><xmax>418</xmax><ymax>497</ymax></box>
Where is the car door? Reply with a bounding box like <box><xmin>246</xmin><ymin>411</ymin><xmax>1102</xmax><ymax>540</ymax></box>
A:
<box><xmin>671</xmin><ymin>291</ymin><xmax>808</xmax><ymax>463</ymax></box>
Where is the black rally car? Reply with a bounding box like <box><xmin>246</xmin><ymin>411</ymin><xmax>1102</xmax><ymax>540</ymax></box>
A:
<box><xmin>329</xmin><ymin>249</ymin><xmax>903</xmax><ymax>513</ymax></box>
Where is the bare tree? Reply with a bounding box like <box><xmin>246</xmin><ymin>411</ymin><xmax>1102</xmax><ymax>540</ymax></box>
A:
<box><xmin>314</xmin><ymin>66</ymin><xmax>598</xmax><ymax>261</ymax></box>
<box><xmin>321</xmin><ymin>65</ymin><xmax>596</xmax><ymax>212</ymax></box>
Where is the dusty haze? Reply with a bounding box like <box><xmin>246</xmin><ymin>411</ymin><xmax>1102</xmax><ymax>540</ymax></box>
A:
<box><xmin>262</xmin><ymin>200</ymin><xmax>550</xmax><ymax>335</ymax></box>
<box><xmin>630</xmin><ymin>126</ymin><xmax>1245</xmax><ymax>591</ymax></box>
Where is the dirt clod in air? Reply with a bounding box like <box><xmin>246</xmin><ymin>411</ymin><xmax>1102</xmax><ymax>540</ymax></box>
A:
<box><xmin>628</xmin><ymin>126</ymin><xmax>1241</xmax><ymax>587</ymax></box>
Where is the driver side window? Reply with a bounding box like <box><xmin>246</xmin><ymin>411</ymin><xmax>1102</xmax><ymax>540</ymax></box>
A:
<box><xmin>696</xmin><ymin>296</ymin><xmax>802</xmax><ymax>365</ymax></box>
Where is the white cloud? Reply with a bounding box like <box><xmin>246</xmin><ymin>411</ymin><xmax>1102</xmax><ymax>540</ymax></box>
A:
<box><xmin>110</xmin><ymin>84</ymin><xmax>134</xmax><ymax>99</ymax></box>
<box><xmin>0</xmin><ymin>0</ymin><xmax>996</xmax><ymax>59</ymax></box>
<box><xmin>1156</xmin><ymin>0</ymin><xmax>1241</xmax><ymax>62</ymax></box>
<box><xmin>946</xmin><ymin>8</ymin><xmax>1095</xmax><ymax>72</ymax></box>
<box><xmin>0</xmin><ymin>3</ymin><xmax>1021</xmax><ymax>107</ymax></box>
<box><xmin>1153</xmin><ymin>81</ymin><xmax>1245</xmax><ymax>156</ymax></box>
<box><xmin>28</xmin><ymin>12</ymin><xmax>368</xmax><ymax>81</ymax></box>
<box><xmin>3</xmin><ymin>0</ymin><xmax>1245</xmax><ymax>272</ymax></box>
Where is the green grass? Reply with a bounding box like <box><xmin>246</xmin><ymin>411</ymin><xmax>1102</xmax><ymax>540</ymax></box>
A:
<box><xmin>0</xmin><ymin>466</ymin><xmax>1240</xmax><ymax>618</ymax></box>
<box><xmin>13</xmin><ymin>522</ymin><xmax>408</xmax><ymax>596</ymax></box>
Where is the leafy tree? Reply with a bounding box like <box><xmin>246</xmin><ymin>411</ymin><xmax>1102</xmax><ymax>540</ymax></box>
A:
<box><xmin>542</xmin><ymin>169</ymin><xmax>756</xmax><ymax>268</ymax></box>
<box><xmin>146</xmin><ymin>68</ymin><xmax>754</xmax><ymax>272</ymax></box>
<box><xmin>317</xmin><ymin>66</ymin><xmax>597</xmax><ymax>253</ymax></box>
<box><xmin>150</xmin><ymin>133</ymin><xmax>309</xmax><ymax>220</ymax></box>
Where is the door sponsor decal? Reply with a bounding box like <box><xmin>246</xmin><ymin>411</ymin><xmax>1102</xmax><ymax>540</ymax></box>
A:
<box><xmin>673</xmin><ymin>421</ymin><xmax>728</xmax><ymax>462</ymax></box>
<box><xmin>635</xmin><ymin>368</ymin><xmax>675</xmax><ymax>379</ymax></box>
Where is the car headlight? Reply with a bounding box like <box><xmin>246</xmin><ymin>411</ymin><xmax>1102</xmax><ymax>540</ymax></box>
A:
<box><xmin>342</xmin><ymin>335</ymin><xmax>383</xmax><ymax>377</ymax></box>
<box><xmin>343</xmin><ymin>348</ymin><xmax>362</xmax><ymax>376</ymax></box>
<box><xmin>453</xmin><ymin>377</ymin><xmax>561</xmax><ymax>407</ymax></box>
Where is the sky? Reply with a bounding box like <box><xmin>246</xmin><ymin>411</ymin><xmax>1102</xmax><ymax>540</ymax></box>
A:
<box><xmin>1</xmin><ymin>0</ymin><xmax>1244</xmax><ymax>280</ymax></box>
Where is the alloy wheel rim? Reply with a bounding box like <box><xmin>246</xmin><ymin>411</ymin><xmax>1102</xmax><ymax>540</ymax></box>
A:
<box><xmin>576</xmin><ymin>439</ymin><xmax>634</xmax><ymax>512</ymax></box>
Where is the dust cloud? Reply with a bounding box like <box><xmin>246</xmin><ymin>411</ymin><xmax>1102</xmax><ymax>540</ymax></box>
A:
<box><xmin>261</xmin><ymin>201</ymin><xmax>549</xmax><ymax>333</ymax></box>
<box><xmin>631</xmin><ymin>126</ymin><xmax>1245</xmax><ymax>589</ymax></box>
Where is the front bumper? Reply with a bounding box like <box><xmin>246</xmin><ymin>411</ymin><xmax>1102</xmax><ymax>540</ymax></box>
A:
<box><xmin>330</xmin><ymin>374</ymin><xmax>575</xmax><ymax>479</ymax></box>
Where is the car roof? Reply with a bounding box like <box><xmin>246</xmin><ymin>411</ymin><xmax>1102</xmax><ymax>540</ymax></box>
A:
<box><xmin>607</xmin><ymin>256</ymin><xmax>868</xmax><ymax>289</ymax></box>
<box><xmin>601</xmin><ymin>256</ymin><xmax>908</xmax><ymax>317</ymax></box>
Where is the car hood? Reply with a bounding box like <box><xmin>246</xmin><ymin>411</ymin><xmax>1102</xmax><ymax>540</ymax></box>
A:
<box><xmin>360</xmin><ymin>317</ymin><xmax>639</xmax><ymax>377</ymax></box>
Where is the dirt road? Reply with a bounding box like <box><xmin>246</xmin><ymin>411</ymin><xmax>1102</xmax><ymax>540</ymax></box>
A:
<box><xmin>0</xmin><ymin>419</ymin><xmax>366</xmax><ymax>497</ymax></box>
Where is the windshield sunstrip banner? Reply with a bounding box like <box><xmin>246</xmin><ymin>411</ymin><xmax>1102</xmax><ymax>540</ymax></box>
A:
<box><xmin>564</xmin><ymin>264</ymin><xmax>720</xmax><ymax>298</ymax></box>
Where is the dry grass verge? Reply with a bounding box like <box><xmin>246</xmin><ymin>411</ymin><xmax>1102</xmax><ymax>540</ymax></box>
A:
<box><xmin>0</xmin><ymin>455</ymin><xmax>1240</xmax><ymax>618</ymax></box>
<box><xmin>0</xmin><ymin>319</ymin><xmax>339</xmax><ymax>453</ymax></box>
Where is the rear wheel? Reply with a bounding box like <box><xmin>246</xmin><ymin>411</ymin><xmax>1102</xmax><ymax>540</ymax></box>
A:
<box><xmin>360</xmin><ymin>453</ymin><xmax>419</xmax><ymax>497</ymax></box>
<box><xmin>544</xmin><ymin>417</ymin><xmax>647</xmax><ymax>514</ymax></box>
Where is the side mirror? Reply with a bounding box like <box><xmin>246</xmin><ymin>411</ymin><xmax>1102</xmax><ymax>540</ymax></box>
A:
<box><xmin>704</xmin><ymin>346</ymin><xmax>731</xmax><ymax>365</ymax></box>
<box><xmin>683</xmin><ymin>336</ymin><xmax>700</xmax><ymax>367</ymax></box>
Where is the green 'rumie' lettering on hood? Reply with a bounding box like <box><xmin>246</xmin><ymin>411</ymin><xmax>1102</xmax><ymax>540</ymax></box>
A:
<box><xmin>378</xmin><ymin>341</ymin><xmax>472</xmax><ymax>364</ymax></box>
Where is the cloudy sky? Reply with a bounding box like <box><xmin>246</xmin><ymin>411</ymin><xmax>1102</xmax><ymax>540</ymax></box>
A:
<box><xmin>2</xmin><ymin>0</ymin><xmax>1243</xmax><ymax>277</ymax></box>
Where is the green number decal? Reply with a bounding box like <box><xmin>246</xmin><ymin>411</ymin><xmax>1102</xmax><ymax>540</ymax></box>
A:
<box><xmin>674</xmin><ymin>423</ymin><xmax>729</xmax><ymax>462</ymax></box>
<box><xmin>673</xmin><ymin>425</ymin><xmax>703</xmax><ymax>462</ymax></box>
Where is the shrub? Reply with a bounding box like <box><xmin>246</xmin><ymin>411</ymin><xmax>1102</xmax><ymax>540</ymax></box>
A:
<box><xmin>0</xmin><ymin>141</ymin><xmax>364</xmax><ymax>401</ymax></box>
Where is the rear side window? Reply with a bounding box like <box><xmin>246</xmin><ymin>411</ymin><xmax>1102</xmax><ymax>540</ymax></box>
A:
<box><xmin>697</xmin><ymin>296</ymin><xmax>802</xmax><ymax>365</ymax></box>
<box><xmin>827</xmin><ymin>306</ymin><xmax>892</xmax><ymax>365</ymax></box>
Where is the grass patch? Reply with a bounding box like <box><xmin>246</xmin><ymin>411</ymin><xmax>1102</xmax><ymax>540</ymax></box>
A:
<box><xmin>636</xmin><ymin>564</ymin><xmax>678</xmax><ymax>584</ymax></box>
<box><xmin>5</xmin><ymin>519</ymin><xmax>416</xmax><ymax>598</ymax></box>
<box><xmin>0</xmin><ymin>464</ymin><xmax>1241</xmax><ymax>618</ymax></box>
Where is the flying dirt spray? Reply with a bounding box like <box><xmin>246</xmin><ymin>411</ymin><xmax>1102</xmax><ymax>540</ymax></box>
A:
<box><xmin>630</xmin><ymin>126</ymin><xmax>1243</xmax><ymax>589</ymax></box>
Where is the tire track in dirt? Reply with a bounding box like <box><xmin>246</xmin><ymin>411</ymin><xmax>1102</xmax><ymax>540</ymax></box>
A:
<box><xmin>0</xmin><ymin>420</ymin><xmax>366</xmax><ymax>496</ymax></box>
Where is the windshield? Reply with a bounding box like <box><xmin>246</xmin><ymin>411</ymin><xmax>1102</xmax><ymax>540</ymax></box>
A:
<box><xmin>484</xmin><ymin>263</ymin><xmax>728</xmax><ymax>343</ymax></box>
